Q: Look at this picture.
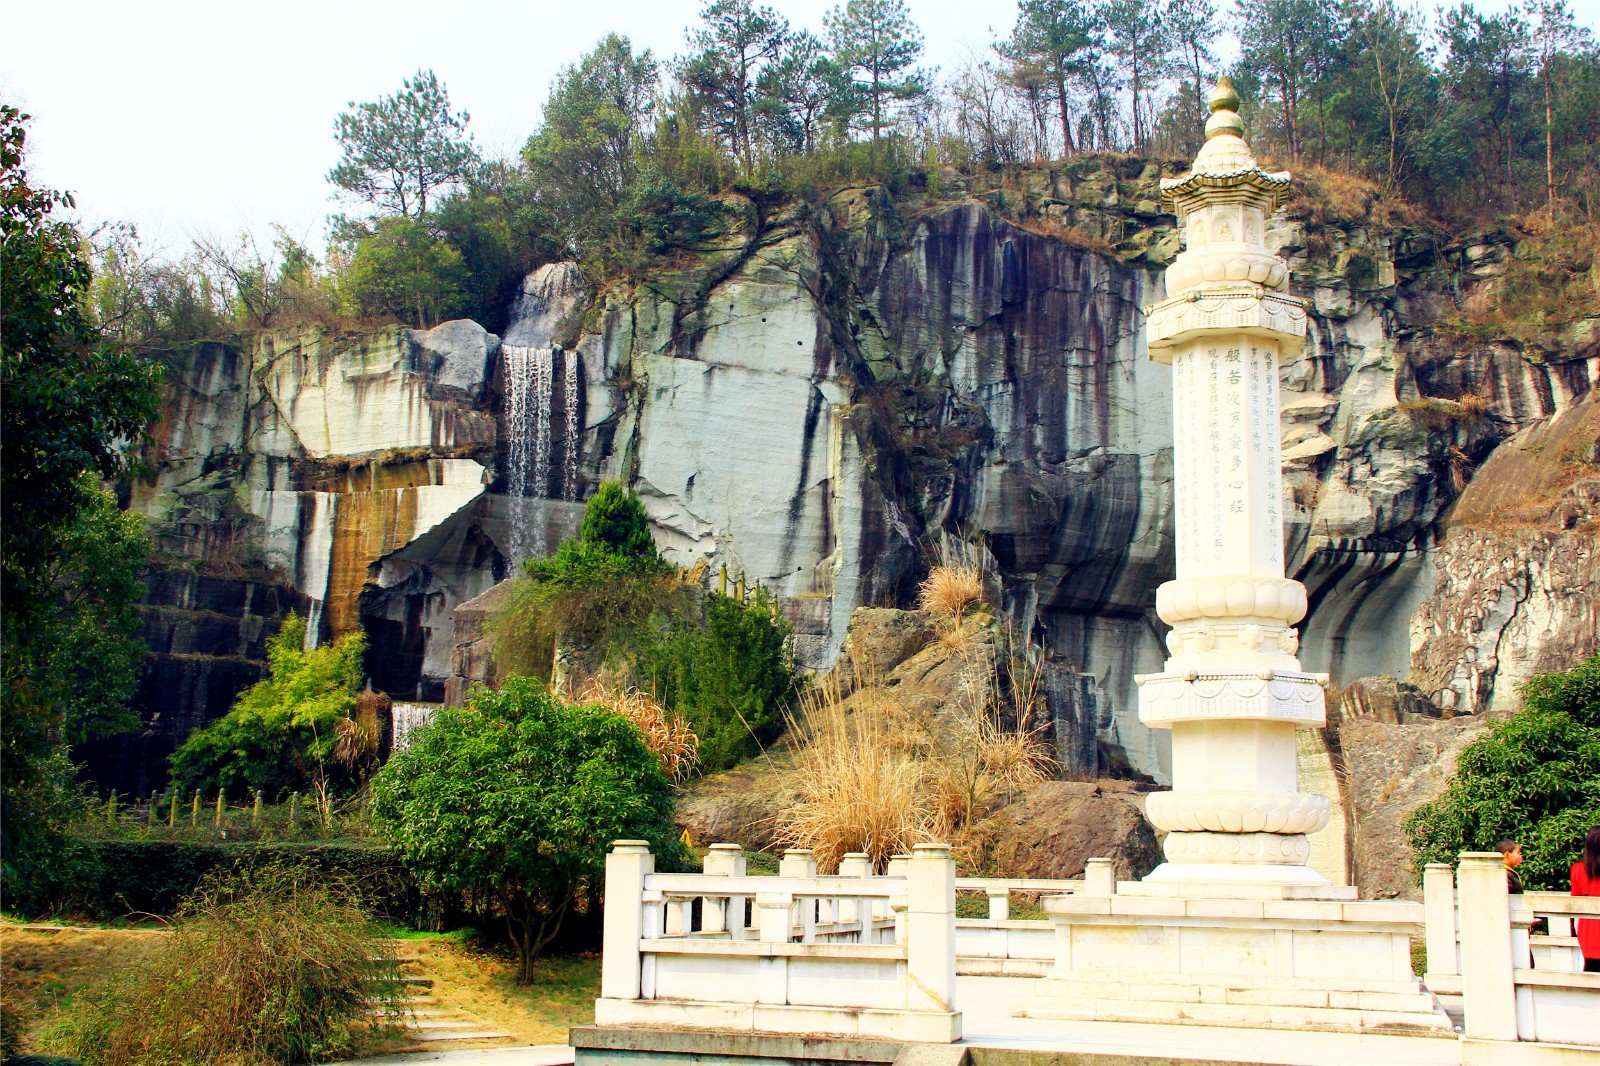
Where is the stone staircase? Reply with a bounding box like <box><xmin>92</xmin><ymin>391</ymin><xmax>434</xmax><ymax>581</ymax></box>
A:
<box><xmin>379</xmin><ymin>947</ymin><xmax>518</xmax><ymax>1049</ymax></box>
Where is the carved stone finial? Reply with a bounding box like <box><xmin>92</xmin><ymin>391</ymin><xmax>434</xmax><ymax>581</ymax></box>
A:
<box><xmin>1209</xmin><ymin>76</ymin><xmax>1241</xmax><ymax>115</ymax></box>
<box><xmin>1204</xmin><ymin>77</ymin><xmax>1246</xmax><ymax>142</ymax></box>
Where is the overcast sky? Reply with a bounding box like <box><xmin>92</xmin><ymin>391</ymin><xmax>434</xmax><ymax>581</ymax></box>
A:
<box><xmin>1</xmin><ymin>0</ymin><xmax>1019</xmax><ymax>254</ymax></box>
<box><xmin>2</xmin><ymin>0</ymin><xmax>1591</xmax><ymax>256</ymax></box>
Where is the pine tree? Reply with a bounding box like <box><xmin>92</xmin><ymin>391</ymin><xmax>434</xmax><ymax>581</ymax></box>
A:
<box><xmin>1000</xmin><ymin>0</ymin><xmax>1099</xmax><ymax>156</ymax></box>
<box><xmin>825</xmin><ymin>0</ymin><xmax>928</xmax><ymax>143</ymax></box>
<box><xmin>676</xmin><ymin>0</ymin><xmax>792</xmax><ymax>173</ymax></box>
<box><xmin>327</xmin><ymin>69</ymin><xmax>479</xmax><ymax>218</ymax></box>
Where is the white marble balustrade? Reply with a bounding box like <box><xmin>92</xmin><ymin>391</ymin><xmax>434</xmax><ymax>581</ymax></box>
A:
<box><xmin>1434</xmin><ymin>853</ymin><xmax>1600</xmax><ymax>1062</ymax></box>
<box><xmin>596</xmin><ymin>841</ymin><xmax>961</xmax><ymax>1042</ymax></box>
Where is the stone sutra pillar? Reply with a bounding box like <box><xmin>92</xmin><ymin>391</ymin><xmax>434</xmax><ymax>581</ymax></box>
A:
<box><xmin>1136</xmin><ymin>79</ymin><xmax>1331</xmax><ymax>887</ymax></box>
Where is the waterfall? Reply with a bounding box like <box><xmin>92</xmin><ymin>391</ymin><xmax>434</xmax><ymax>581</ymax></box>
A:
<box><xmin>298</xmin><ymin>492</ymin><xmax>335</xmax><ymax>650</ymax></box>
<box><xmin>501</xmin><ymin>343</ymin><xmax>582</xmax><ymax>565</ymax></box>
<box><xmin>563</xmin><ymin>348</ymin><xmax>580</xmax><ymax>502</ymax></box>
<box><xmin>390</xmin><ymin>702</ymin><xmax>439</xmax><ymax>751</ymax></box>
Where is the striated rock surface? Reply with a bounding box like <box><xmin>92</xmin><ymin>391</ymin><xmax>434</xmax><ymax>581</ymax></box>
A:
<box><xmin>1407</xmin><ymin>398</ymin><xmax>1600</xmax><ymax>712</ymax></box>
<box><xmin>116</xmin><ymin>158</ymin><xmax>1598</xmax><ymax>801</ymax></box>
<box><xmin>1333</xmin><ymin>712</ymin><xmax>1485</xmax><ymax>900</ymax></box>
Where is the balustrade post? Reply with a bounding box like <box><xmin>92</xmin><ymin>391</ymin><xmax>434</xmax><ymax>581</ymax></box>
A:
<box><xmin>702</xmin><ymin>843</ymin><xmax>743</xmax><ymax>936</ymax></box>
<box><xmin>600</xmin><ymin>840</ymin><xmax>654</xmax><ymax>1001</ymax></box>
<box><xmin>839</xmin><ymin>852</ymin><xmax>871</xmax><ymax>930</ymax></box>
<box><xmin>781</xmin><ymin>849</ymin><xmax>816</xmax><ymax>941</ymax></box>
<box><xmin>887</xmin><ymin>854</ymin><xmax>911</xmax><ymax>946</ymax></box>
<box><xmin>986</xmin><ymin>886</ymin><xmax>1010</xmax><ymax>921</ymax></box>
<box><xmin>1084</xmin><ymin>857</ymin><xmax>1115</xmax><ymax>896</ymax></box>
<box><xmin>906</xmin><ymin>843</ymin><xmax>957</xmax><ymax>1014</ymax></box>
<box><xmin>1458</xmin><ymin>852</ymin><xmax>1518</xmax><ymax>1041</ymax></box>
<box><xmin>1422</xmin><ymin>862</ymin><xmax>1459</xmax><ymax>981</ymax></box>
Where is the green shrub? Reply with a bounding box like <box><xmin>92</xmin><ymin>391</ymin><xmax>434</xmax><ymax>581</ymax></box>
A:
<box><xmin>634</xmin><ymin>588</ymin><xmax>800</xmax><ymax>772</ymax></box>
<box><xmin>38</xmin><ymin>862</ymin><xmax>404</xmax><ymax>1066</ymax></box>
<box><xmin>371</xmin><ymin>677</ymin><xmax>683</xmax><ymax>981</ymax></box>
<box><xmin>16</xmin><ymin>840</ymin><xmax>424</xmax><ymax>925</ymax></box>
<box><xmin>1406</xmin><ymin>657</ymin><xmax>1600</xmax><ymax>888</ymax></box>
<box><xmin>488</xmin><ymin>482</ymin><xmax>678</xmax><ymax>679</ymax></box>
<box><xmin>169</xmin><ymin>615</ymin><xmax>373</xmax><ymax>811</ymax></box>
<box><xmin>576</xmin><ymin>481</ymin><xmax>664</xmax><ymax>563</ymax></box>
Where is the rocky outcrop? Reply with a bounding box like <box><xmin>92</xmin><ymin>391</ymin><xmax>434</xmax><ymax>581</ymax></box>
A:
<box><xmin>1332</xmin><ymin>712</ymin><xmax>1485</xmax><ymax>900</ymax></box>
<box><xmin>77</xmin><ymin>569</ymin><xmax>304</xmax><ymax>794</ymax></box>
<box><xmin>120</xmin><ymin>158</ymin><xmax>1598</xmax><ymax>797</ymax></box>
<box><xmin>960</xmin><ymin>781</ymin><xmax>1162</xmax><ymax>881</ymax></box>
<box><xmin>1407</xmin><ymin>399</ymin><xmax>1600</xmax><ymax>712</ymax></box>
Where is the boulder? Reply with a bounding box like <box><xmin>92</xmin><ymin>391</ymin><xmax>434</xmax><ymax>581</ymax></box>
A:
<box><xmin>838</xmin><ymin>608</ymin><xmax>939</xmax><ymax>681</ymax></box>
<box><xmin>961</xmin><ymin>780</ymin><xmax>1161</xmax><ymax>881</ymax></box>
<box><xmin>674</xmin><ymin>758</ymin><xmax>797</xmax><ymax>853</ymax></box>
<box><xmin>1337</xmin><ymin>713</ymin><xmax>1486</xmax><ymax>900</ymax></box>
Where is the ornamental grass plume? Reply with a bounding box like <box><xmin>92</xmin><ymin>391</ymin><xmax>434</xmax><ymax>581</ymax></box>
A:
<box><xmin>917</xmin><ymin>564</ymin><xmax>985</xmax><ymax>632</ymax></box>
<box><xmin>775</xmin><ymin>673</ymin><xmax>935</xmax><ymax>872</ymax></box>
<box><xmin>576</xmin><ymin>679</ymin><xmax>699</xmax><ymax>781</ymax></box>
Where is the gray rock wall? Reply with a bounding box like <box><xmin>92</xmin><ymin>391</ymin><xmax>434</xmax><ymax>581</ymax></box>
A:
<box><xmin>117</xmin><ymin>163</ymin><xmax>1598</xmax><ymax>796</ymax></box>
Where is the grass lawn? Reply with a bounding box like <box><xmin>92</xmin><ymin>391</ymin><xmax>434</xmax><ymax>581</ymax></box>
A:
<box><xmin>407</xmin><ymin>937</ymin><xmax>600</xmax><ymax>1044</ymax></box>
<box><xmin>0</xmin><ymin>919</ymin><xmax>602</xmax><ymax>1054</ymax></box>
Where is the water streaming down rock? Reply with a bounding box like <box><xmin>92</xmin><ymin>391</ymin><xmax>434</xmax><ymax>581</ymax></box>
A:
<box><xmin>564</xmin><ymin>349</ymin><xmax>581</xmax><ymax>502</ymax></box>
<box><xmin>390</xmin><ymin>702</ymin><xmax>440</xmax><ymax>751</ymax></box>
<box><xmin>501</xmin><ymin>343</ymin><xmax>586</xmax><ymax>563</ymax></box>
<box><xmin>298</xmin><ymin>492</ymin><xmax>335</xmax><ymax>650</ymax></box>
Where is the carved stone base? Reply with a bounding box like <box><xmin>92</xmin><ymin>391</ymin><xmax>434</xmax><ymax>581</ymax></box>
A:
<box><xmin>1137</xmin><ymin>668</ymin><xmax>1327</xmax><ymax>727</ymax></box>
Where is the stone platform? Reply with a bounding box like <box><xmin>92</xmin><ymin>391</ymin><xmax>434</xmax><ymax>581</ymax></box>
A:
<box><xmin>1027</xmin><ymin>888</ymin><xmax>1451</xmax><ymax>1034</ymax></box>
<box><xmin>573</xmin><ymin>976</ymin><xmax>1465</xmax><ymax>1066</ymax></box>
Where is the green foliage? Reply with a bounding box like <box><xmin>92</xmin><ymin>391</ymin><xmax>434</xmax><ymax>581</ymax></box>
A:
<box><xmin>578</xmin><ymin>480</ymin><xmax>663</xmax><ymax>561</ymax></box>
<box><xmin>1405</xmin><ymin>657</ymin><xmax>1600</xmax><ymax>889</ymax></box>
<box><xmin>336</xmin><ymin>215</ymin><xmax>469</xmax><ymax>327</ymax></box>
<box><xmin>677</xmin><ymin>0</ymin><xmax>796</xmax><ymax>173</ymax></box>
<box><xmin>371</xmin><ymin>678</ymin><xmax>682</xmax><ymax>980</ymax></box>
<box><xmin>38</xmin><ymin>862</ymin><xmax>404</xmax><ymax>1066</ymax></box>
<box><xmin>524</xmin><ymin>34</ymin><xmax>661</xmax><ymax>275</ymax></box>
<box><xmin>169</xmin><ymin>615</ymin><xmax>370</xmax><ymax>802</ymax></box>
<box><xmin>12</xmin><ymin>839</ymin><xmax>424</xmax><ymax>925</ymax></box>
<box><xmin>328</xmin><ymin>68</ymin><xmax>479</xmax><ymax>218</ymax></box>
<box><xmin>489</xmin><ymin>483</ymin><xmax>677</xmax><ymax>678</ymax></box>
<box><xmin>824</xmin><ymin>0</ymin><xmax>928</xmax><ymax>142</ymax></box>
<box><xmin>635</xmin><ymin>589</ymin><xmax>800</xmax><ymax>772</ymax></box>
<box><xmin>1</xmin><ymin>105</ymin><xmax>163</xmax><ymax>897</ymax></box>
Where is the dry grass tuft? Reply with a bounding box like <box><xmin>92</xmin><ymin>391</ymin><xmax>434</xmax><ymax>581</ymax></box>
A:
<box><xmin>1457</xmin><ymin>391</ymin><xmax>1493</xmax><ymax>419</ymax></box>
<box><xmin>918</xmin><ymin>565</ymin><xmax>985</xmax><ymax>629</ymax></box>
<box><xmin>775</xmin><ymin>640</ymin><xmax>1054</xmax><ymax>870</ymax></box>
<box><xmin>1013</xmin><ymin>214</ymin><xmax>1119</xmax><ymax>257</ymax></box>
<box><xmin>576</xmin><ymin>680</ymin><xmax>698</xmax><ymax>781</ymax></box>
<box><xmin>776</xmin><ymin>674</ymin><xmax>936</xmax><ymax>872</ymax></box>
<box><xmin>37</xmin><ymin>863</ymin><xmax>404</xmax><ymax>1066</ymax></box>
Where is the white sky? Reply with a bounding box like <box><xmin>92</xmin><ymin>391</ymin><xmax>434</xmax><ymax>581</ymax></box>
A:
<box><xmin>2</xmin><ymin>0</ymin><xmax>1591</xmax><ymax>256</ymax></box>
<box><xmin>0</xmin><ymin>0</ymin><xmax>1017</xmax><ymax>254</ymax></box>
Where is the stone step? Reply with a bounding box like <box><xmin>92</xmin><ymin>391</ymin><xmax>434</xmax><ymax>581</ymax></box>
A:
<box><xmin>1024</xmin><ymin>994</ymin><xmax>1453</xmax><ymax>1035</ymax></box>
<box><xmin>416</xmin><ymin>1018</ymin><xmax>489</xmax><ymax>1030</ymax></box>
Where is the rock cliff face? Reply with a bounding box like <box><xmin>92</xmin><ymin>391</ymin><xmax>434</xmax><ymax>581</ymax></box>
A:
<box><xmin>108</xmin><ymin>159</ymin><xmax>1598</xmax><ymax>804</ymax></box>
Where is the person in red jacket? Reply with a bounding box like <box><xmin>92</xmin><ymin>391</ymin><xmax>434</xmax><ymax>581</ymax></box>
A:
<box><xmin>1573</xmin><ymin>825</ymin><xmax>1600</xmax><ymax>973</ymax></box>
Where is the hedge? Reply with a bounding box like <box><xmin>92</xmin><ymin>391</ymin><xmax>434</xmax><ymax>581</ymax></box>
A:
<box><xmin>25</xmin><ymin>840</ymin><xmax>427</xmax><ymax>924</ymax></box>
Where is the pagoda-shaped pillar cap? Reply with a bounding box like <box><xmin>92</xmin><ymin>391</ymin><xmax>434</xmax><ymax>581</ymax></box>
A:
<box><xmin>1162</xmin><ymin>77</ymin><xmax>1291</xmax><ymax>217</ymax></box>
